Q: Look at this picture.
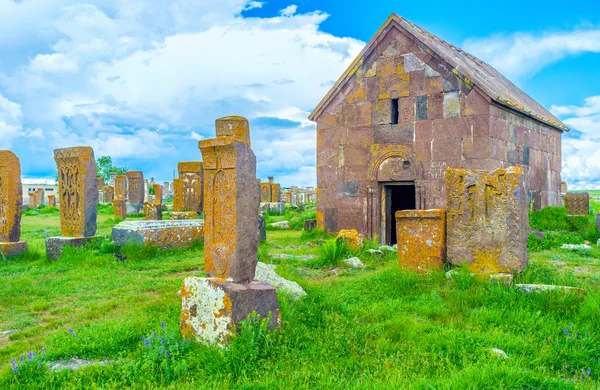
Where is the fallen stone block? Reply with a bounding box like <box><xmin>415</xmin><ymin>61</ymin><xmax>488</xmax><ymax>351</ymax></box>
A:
<box><xmin>112</xmin><ymin>220</ymin><xmax>204</xmax><ymax>249</ymax></box>
<box><xmin>0</xmin><ymin>241</ymin><xmax>28</xmax><ymax>258</ymax></box>
<box><xmin>254</xmin><ymin>262</ymin><xmax>307</xmax><ymax>300</ymax></box>
<box><xmin>270</xmin><ymin>221</ymin><xmax>290</xmax><ymax>229</ymax></box>
<box><xmin>336</xmin><ymin>229</ymin><xmax>364</xmax><ymax>251</ymax></box>
<box><xmin>343</xmin><ymin>257</ymin><xmax>366</xmax><ymax>269</ymax></box>
<box><xmin>367</xmin><ymin>249</ymin><xmax>384</xmax><ymax>255</ymax></box>
<box><xmin>560</xmin><ymin>244</ymin><xmax>592</xmax><ymax>250</ymax></box>
<box><xmin>170</xmin><ymin>211</ymin><xmax>198</xmax><ymax>220</ymax></box>
<box><xmin>304</xmin><ymin>219</ymin><xmax>316</xmax><ymax>231</ymax></box>
<box><xmin>49</xmin><ymin>358</ymin><xmax>113</xmax><ymax>372</ymax></box>
<box><xmin>46</xmin><ymin>236</ymin><xmax>100</xmax><ymax>260</ymax></box>
<box><xmin>515</xmin><ymin>284</ymin><xmax>586</xmax><ymax>295</ymax></box>
<box><xmin>379</xmin><ymin>245</ymin><xmax>396</xmax><ymax>252</ymax></box>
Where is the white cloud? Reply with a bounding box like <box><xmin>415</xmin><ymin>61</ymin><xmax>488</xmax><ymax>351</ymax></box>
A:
<box><xmin>463</xmin><ymin>28</ymin><xmax>600</xmax><ymax>79</ymax></box>
<box><xmin>0</xmin><ymin>1</ymin><xmax>363</xmax><ymax>185</ymax></box>
<box><xmin>0</xmin><ymin>92</ymin><xmax>23</xmax><ymax>145</ymax></box>
<box><xmin>280</xmin><ymin>4</ymin><xmax>298</xmax><ymax>17</ymax></box>
<box><xmin>244</xmin><ymin>1</ymin><xmax>263</xmax><ymax>11</ymax></box>
<box><xmin>552</xmin><ymin>96</ymin><xmax>600</xmax><ymax>189</ymax></box>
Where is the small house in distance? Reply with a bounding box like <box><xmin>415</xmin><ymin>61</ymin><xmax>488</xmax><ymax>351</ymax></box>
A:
<box><xmin>309</xmin><ymin>14</ymin><xmax>568</xmax><ymax>245</ymax></box>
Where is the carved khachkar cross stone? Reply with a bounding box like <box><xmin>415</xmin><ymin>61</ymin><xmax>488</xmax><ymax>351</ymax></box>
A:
<box><xmin>198</xmin><ymin>136</ymin><xmax>260</xmax><ymax>283</ymax></box>
<box><xmin>446</xmin><ymin>167</ymin><xmax>528</xmax><ymax>274</ymax></box>
<box><xmin>178</xmin><ymin>162</ymin><xmax>203</xmax><ymax>213</ymax></box>
<box><xmin>0</xmin><ymin>150</ymin><xmax>24</xmax><ymax>242</ymax></box>
<box><xmin>564</xmin><ymin>192</ymin><xmax>589</xmax><ymax>216</ymax></box>
<box><xmin>114</xmin><ymin>175</ymin><xmax>127</xmax><ymax>200</ymax></box>
<box><xmin>126</xmin><ymin>171</ymin><xmax>144</xmax><ymax>205</ymax></box>
<box><xmin>172</xmin><ymin>178</ymin><xmax>183</xmax><ymax>212</ymax></box>
<box><xmin>54</xmin><ymin>146</ymin><xmax>98</xmax><ymax>237</ymax></box>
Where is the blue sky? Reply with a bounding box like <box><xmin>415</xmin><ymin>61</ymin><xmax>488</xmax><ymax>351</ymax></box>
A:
<box><xmin>1</xmin><ymin>0</ymin><xmax>599</xmax><ymax>188</ymax></box>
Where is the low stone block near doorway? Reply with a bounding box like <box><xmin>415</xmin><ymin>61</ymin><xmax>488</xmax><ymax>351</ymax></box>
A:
<box><xmin>395</xmin><ymin>209</ymin><xmax>446</xmax><ymax>272</ymax></box>
<box><xmin>112</xmin><ymin>220</ymin><xmax>204</xmax><ymax>249</ymax></box>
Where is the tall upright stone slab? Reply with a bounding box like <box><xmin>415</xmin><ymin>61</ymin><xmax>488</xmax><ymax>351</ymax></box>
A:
<box><xmin>103</xmin><ymin>186</ymin><xmax>114</xmax><ymax>204</ymax></box>
<box><xmin>126</xmin><ymin>171</ymin><xmax>144</xmax><ymax>214</ymax></box>
<box><xmin>97</xmin><ymin>177</ymin><xmax>105</xmax><ymax>191</ymax></box>
<box><xmin>215</xmin><ymin>116</ymin><xmax>251</xmax><ymax>146</ymax></box>
<box><xmin>0</xmin><ymin>151</ymin><xmax>28</xmax><ymax>257</ymax></box>
<box><xmin>47</xmin><ymin>146</ymin><xmax>98</xmax><ymax>259</ymax></box>
<box><xmin>446</xmin><ymin>167</ymin><xmax>528</xmax><ymax>274</ymax></box>
<box><xmin>271</xmin><ymin>183</ymin><xmax>281</xmax><ymax>202</ymax></box>
<box><xmin>144</xmin><ymin>184</ymin><xmax>163</xmax><ymax>221</ymax></box>
<box><xmin>113</xmin><ymin>174</ymin><xmax>128</xmax><ymax>220</ymax></box>
<box><xmin>48</xmin><ymin>195</ymin><xmax>57</xmax><ymax>207</ymax></box>
<box><xmin>178</xmin><ymin>162</ymin><xmax>203</xmax><ymax>213</ymax></box>
<box><xmin>564</xmin><ymin>193</ymin><xmax>589</xmax><ymax>216</ymax></box>
<box><xmin>199</xmin><ymin>138</ymin><xmax>259</xmax><ymax>282</ymax></box>
<box><xmin>396</xmin><ymin>209</ymin><xmax>446</xmax><ymax>272</ymax></box>
<box><xmin>181</xmin><ymin>118</ymin><xmax>279</xmax><ymax>346</ymax></box>
<box><xmin>173</xmin><ymin>178</ymin><xmax>183</xmax><ymax>212</ymax></box>
<box><xmin>260</xmin><ymin>183</ymin><xmax>271</xmax><ymax>203</ymax></box>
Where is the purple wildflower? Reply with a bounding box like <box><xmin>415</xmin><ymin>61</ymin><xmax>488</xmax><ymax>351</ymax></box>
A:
<box><xmin>161</xmin><ymin>322</ymin><xmax>166</xmax><ymax>330</ymax></box>
<box><xmin>27</xmin><ymin>352</ymin><xmax>35</xmax><ymax>361</ymax></box>
<box><xmin>562</xmin><ymin>327</ymin><xmax>570</xmax><ymax>337</ymax></box>
<box><xmin>142</xmin><ymin>335</ymin><xmax>150</xmax><ymax>347</ymax></box>
<box><xmin>11</xmin><ymin>364</ymin><xmax>18</xmax><ymax>374</ymax></box>
<box><xmin>160</xmin><ymin>337</ymin><xmax>165</xmax><ymax>346</ymax></box>
<box><xmin>165</xmin><ymin>351</ymin><xmax>170</xmax><ymax>357</ymax></box>
<box><xmin>41</xmin><ymin>347</ymin><xmax>46</xmax><ymax>356</ymax></box>
<box><xmin>68</xmin><ymin>328</ymin><xmax>76</xmax><ymax>337</ymax></box>
<box><xmin>152</xmin><ymin>331</ymin><xmax>157</xmax><ymax>338</ymax></box>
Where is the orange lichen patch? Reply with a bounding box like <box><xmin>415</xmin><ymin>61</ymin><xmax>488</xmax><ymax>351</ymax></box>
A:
<box><xmin>0</xmin><ymin>150</ymin><xmax>24</xmax><ymax>243</ymax></box>
<box><xmin>396</xmin><ymin>209</ymin><xmax>445</xmax><ymax>272</ymax></box>
<box><xmin>178</xmin><ymin>162</ymin><xmax>203</xmax><ymax>213</ymax></box>
<box><xmin>113</xmin><ymin>199</ymin><xmax>127</xmax><ymax>220</ymax></box>
<box><xmin>138</xmin><ymin>222</ymin><xmax>204</xmax><ymax>248</ymax></box>
<box><xmin>446</xmin><ymin>166</ymin><xmax>528</xmax><ymax>274</ymax></box>
<box><xmin>336</xmin><ymin>229</ymin><xmax>365</xmax><ymax>251</ymax></box>
<box><xmin>271</xmin><ymin>183</ymin><xmax>281</xmax><ymax>203</ymax></box>
<box><xmin>215</xmin><ymin>116</ymin><xmax>251</xmax><ymax>146</ymax></box>
<box><xmin>54</xmin><ymin>146</ymin><xmax>97</xmax><ymax>238</ymax></box>
<box><xmin>143</xmin><ymin>203</ymin><xmax>161</xmax><ymax>221</ymax></box>
<box><xmin>0</xmin><ymin>241</ymin><xmax>28</xmax><ymax>257</ymax></box>
<box><xmin>365</xmin><ymin>61</ymin><xmax>377</xmax><ymax>77</ymax></box>
<box><xmin>172</xmin><ymin>178</ymin><xmax>183</xmax><ymax>212</ymax></box>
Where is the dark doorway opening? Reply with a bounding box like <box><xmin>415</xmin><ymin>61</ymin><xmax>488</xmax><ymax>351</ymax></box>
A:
<box><xmin>385</xmin><ymin>184</ymin><xmax>416</xmax><ymax>245</ymax></box>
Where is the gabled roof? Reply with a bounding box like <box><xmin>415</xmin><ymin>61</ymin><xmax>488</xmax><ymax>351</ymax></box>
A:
<box><xmin>309</xmin><ymin>14</ymin><xmax>569</xmax><ymax>132</ymax></box>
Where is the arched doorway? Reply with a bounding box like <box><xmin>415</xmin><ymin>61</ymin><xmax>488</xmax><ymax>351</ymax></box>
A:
<box><xmin>367</xmin><ymin>146</ymin><xmax>425</xmax><ymax>244</ymax></box>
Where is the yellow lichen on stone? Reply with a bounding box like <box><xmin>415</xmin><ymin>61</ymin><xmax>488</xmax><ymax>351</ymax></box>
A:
<box><xmin>396</xmin><ymin>209</ymin><xmax>445</xmax><ymax>272</ymax></box>
<box><xmin>336</xmin><ymin>229</ymin><xmax>365</xmax><ymax>251</ymax></box>
<box><xmin>215</xmin><ymin>116</ymin><xmax>251</xmax><ymax>146</ymax></box>
<box><xmin>346</xmin><ymin>85</ymin><xmax>365</xmax><ymax>104</ymax></box>
<box><xmin>0</xmin><ymin>150</ymin><xmax>23</xmax><ymax>244</ymax></box>
<box><xmin>172</xmin><ymin>178</ymin><xmax>183</xmax><ymax>212</ymax></box>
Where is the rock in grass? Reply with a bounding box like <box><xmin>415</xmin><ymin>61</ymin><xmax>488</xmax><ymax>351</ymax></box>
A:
<box><xmin>529</xmin><ymin>228</ymin><xmax>545</xmax><ymax>240</ymax></box>
<box><xmin>0</xmin><ymin>330</ymin><xmax>17</xmax><ymax>339</ymax></box>
<box><xmin>343</xmin><ymin>257</ymin><xmax>366</xmax><ymax>269</ymax></box>
<box><xmin>254</xmin><ymin>262</ymin><xmax>307</xmax><ymax>300</ymax></box>
<box><xmin>270</xmin><ymin>254</ymin><xmax>317</xmax><ymax>261</ymax></box>
<box><xmin>367</xmin><ymin>249</ymin><xmax>384</xmax><ymax>255</ymax></box>
<box><xmin>49</xmin><ymin>358</ymin><xmax>113</xmax><ymax>371</ymax></box>
<box><xmin>270</xmin><ymin>221</ymin><xmax>290</xmax><ymax>229</ymax></box>
<box><xmin>560</xmin><ymin>244</ymin><xmax>591</xmax><ymax>250</ymax></box>
<box><xmin>379</xmin><ymin>245</ymin><xmax>396</xmax><ymax>252</ymax></box>
<box><xmin>490</xmin><ymin>348</ymin><xmax>508</xmax><ymax>359</ymax></box>
<box><xmin>515</xmin><ymin>284</ymin><xmax>586</xmax><ymax>295</ymax></box>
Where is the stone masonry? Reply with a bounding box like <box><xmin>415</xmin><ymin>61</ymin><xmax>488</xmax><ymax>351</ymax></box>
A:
<box><xmin>309</xmin><ymin>14</ymin><xmax>567</xmax><ymax>242</ymax></box>
<box><xmin>178</xmin><ymin>162</ymin><xmax>203</xmax><ymax>213</ymax></box>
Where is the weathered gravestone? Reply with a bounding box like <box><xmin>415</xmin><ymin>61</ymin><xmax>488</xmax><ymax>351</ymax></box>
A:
<box><xmin>0</xmin><ymin>151</ymin><xmax>28</xmax><ymax>257</ymax></box>
<box><xmin>178</xmin><ymin>162</ymin><xmax>203</xmax><ymax>213</ymax></box>
<box><xmin>181</xmin><ymin>120</ymin><xmax>279</xmax><ymax>346</ymax></box>
<box><xmin>97</xmin><ymin>177</ymin><xmax>104</xmax><ymax>191</ymax></box>
<box><xmin>564</xmin><ymin>192</ymin><xmax>589</xmax><ymax>216</ymax></box>
<box><xmin>113</xmin><ymin>175</ymin><xmax>127</xmax><ymax>220</ymax></box>
<box><xmin>260</xmin><ymin>182</ymin><xmax>271</xmax><ymax>203</ymax></box>
<box><xmin>395</xmin><ymin>209</ymin><xmax>446</xmax><ymax>271</ymax></box>
<box><xmin>144</xmin><ymin>184</ymin><xmax>163</xmax><ymax>220</ymax></box>
<box><xmin>103</xmin><ymin>186</ymin><xmax>114</xmax><ymax>204</ymax></box>
<box><xmin>126</xmin><ymin>171</ymin><xmax>144</xmax><ymax>214</ymax></box>
<box><xmin>303</xmin><ymin>219</ymin><xmax>316</xmax><ymax>231</ymax></box>
<box><xmin>112</xmin><ymin>220</ymin><xmax>204</xmax><ymax>248</ymax></box>
<box><xmin>446</xmin><ymin>167</ymin><xmax>528</xmax><ymax>274</ymax></box>
<box><xmin>28</xmin><ymin>188</ymin><xmax>44</xmax><ymax>207</ymax></box>
<box><xmin>258</xmin><ymin>214</ymin><xmax>266</xmax><ymax>242</ymax></box>
<box><xmin>47</xmin><ymin>195</ymin><xmax>56</xmax><ymax>207</ymax></box>
<box><xmin>215</xmin><ymin>115</ymin><xmax>251</xmax><ymax>146</ymax></box>
<box><xmin>561</xmin><ymin>181</ymin><xmax>567</xmax><ymax>194</ymax></box>
<box><xmin>46</xmin><ymin>147</ymin><xmax>98</xmax><ymax>260</ymax></box>
<box><xmin>172</xmin><ymin>178</ymin><xmax>183</xmax><ymax>212</ymax></box>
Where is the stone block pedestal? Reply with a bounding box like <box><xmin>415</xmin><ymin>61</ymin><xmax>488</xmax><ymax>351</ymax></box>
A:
<box><xmin>180</xmin><ymin>277</ymin><xmax>280</xmax><ymax>346</ymax></box>
<box><xmin>126</xmin><ymin>203</ymin><xmax>143</xmax><ymax>215</ymax></box>
<box><xmin>0</xmin><ymin>241</ymin><xmax>28</xmax><ymax>257</ymax></box>
<box><xmin>46</xmin><ymin>236</ymin><xmax>98</xmax><ymax>260</ymax></box>
<box><xmin>259</xmin><ymin>202</ymin><xmax>285</xmax><ymax>214</ymax></box>
<box><xmin>396</xmin><ymin>209</ymin><xmax>446</xmax><ymax>272</ymax></box>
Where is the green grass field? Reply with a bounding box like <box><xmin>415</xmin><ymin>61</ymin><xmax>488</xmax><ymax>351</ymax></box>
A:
<box><xmin>0</xmin><ymin>206</ymin><xmax>599</xmax><ymax>389</ymax></box>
